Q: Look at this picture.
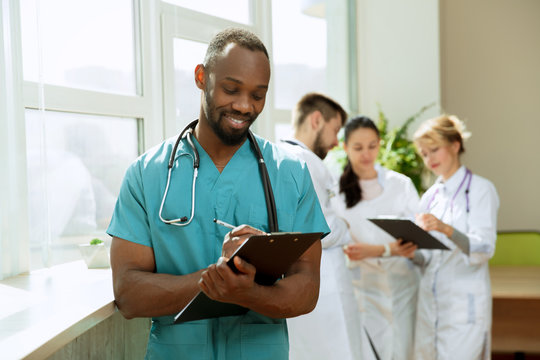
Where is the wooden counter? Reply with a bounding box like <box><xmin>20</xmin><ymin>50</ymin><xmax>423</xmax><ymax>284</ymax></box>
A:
<box><xmin>0</xmin><ymin>261</ymin><xmax>115</xmax><ymax>359</ymax></box>
<box><xmin>490</xmin><ymin>266</ymin><xmax>540</xmax><ymax>353</ymax></box>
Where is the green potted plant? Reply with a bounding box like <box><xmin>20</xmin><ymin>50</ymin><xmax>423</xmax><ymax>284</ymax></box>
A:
<box><xmin>326</xmin><ymin>103</ymin><xmax>435</xmax><ymax>194</ymax></box>
<box><xmin>79</xmin><ymin>237</ymin><xmax>110</xmax><ymax>269</ymax></box>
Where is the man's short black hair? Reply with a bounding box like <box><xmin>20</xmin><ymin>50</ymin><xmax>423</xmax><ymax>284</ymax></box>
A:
<box><xmin>203</xmin><ymin>27</ymin><xmax>269</xmax><ymax>71</ymax></box>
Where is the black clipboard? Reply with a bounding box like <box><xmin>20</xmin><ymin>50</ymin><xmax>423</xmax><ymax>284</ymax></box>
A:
<box><xmin>174</xmin><ymin>231</ymin><xmax>323</xmax><ymax>324</ymax></box>
<box><xmin>368</xmin><ymin>218</ymin><xmax>449</xmax><ymax>250</ymax></box>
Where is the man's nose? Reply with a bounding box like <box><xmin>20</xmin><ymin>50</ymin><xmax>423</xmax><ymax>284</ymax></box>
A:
<box><xmin>231</xmin><ymin>93</ymin><xmax>252</xmax><ymax>114</ymax></box>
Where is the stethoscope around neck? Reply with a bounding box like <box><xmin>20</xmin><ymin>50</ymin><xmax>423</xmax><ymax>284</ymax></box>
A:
<box><xmin>158</xmin><ymin>119</ymin><xmax>279</xmax><ymax>232</ymax></box>
<box><xmin>426</xmin><ymin>167</ymin><xmax>473</xmax><ymax>218</ymax></box>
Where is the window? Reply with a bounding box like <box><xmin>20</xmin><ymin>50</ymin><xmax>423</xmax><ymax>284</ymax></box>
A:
<box><xmin>16</xmin><ymin>0</ymin><xmax>145</xmax><ymax>271</ymax></box>
<box><xmin>269</xmin><ymin>0</ymin><xmax>353</xmax><ymax>142</ymax></box>
<box><xmin>20</xmin><ymin>0</ymin><xmax>137</xmax><ymax>95</ymax></box>
<box><xmin>269</xmin><ymin>0</ymin><xmax>329</xmax><ymax>141</ymax></box>
<box><xmin>173</xmin><ymin>39</ymin><xmax>207</xmax><ymax>130</ymax></box>
<box><xmin>271</xmin><ymin>0</ymin><xmax>327</xmax><ymax>110</ymax></box>
<box><xmin>25</xmin><ymin>110</ymin><xmax>138</xmax><ymax>268</ymax></box>
<box><xmin>160</xmin><ymin>0</ymin><xmax>260</xmax><ymax>137</ymax></box>
<box><xmin>1</xmin><ymin>0</ymin><xmax>353</xmax><ymax>277</ymax></box>
<box><xmin>162</xmin><ymin>0</ymin><xmax>251</xmax><ymax>24</ymax></box>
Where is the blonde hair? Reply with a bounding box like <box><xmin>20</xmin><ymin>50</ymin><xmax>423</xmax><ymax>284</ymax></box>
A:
<box><xmin>413</xmin><ymin>115</ymin><xmax>471</xmax><ymax>154</ymax></box>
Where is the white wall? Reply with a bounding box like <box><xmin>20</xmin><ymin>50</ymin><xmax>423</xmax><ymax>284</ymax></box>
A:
<box><xmin>354</xmin><ymin>0</ymin><xmax>540</xmax><ymax>230</ymax></box>
<box><xmin>440</xmin><ymin>0</ymin><xmax>540</xmax><ymax>230</ymax></box>
<box><xmin>355</xmin><ymin>0</ymin><xmax>441</xmax><ymax>129</ymax></box>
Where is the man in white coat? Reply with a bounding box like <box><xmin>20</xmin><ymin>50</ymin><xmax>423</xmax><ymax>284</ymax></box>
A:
<box><xmin>281</xmin><ymin>93</ymin><xmax>362</xmax><ymax>360</ymax></box>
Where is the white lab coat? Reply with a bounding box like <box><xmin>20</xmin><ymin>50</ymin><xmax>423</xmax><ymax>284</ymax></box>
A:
<box><xmin>280</xmin><ymin>139</ymin><xmax>361</xmax><ymax>360</ymax></box>
<box><xmin>332</xmin><ymin>165</ymin><xmax>420</xmax><ymax>360</ymax></box>
<box><xmin>414</xmin><ymin>166</ymin><xmax>499</xmax><ymax>360</ymax></box>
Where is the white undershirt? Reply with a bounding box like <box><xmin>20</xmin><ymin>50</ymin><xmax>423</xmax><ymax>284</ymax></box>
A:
<box><xmin>359</xmin><ymin>177</ymin><xmax>383</xmax><ymax>201</ymax></box>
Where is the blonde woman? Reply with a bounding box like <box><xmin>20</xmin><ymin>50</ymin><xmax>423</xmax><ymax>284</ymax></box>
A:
<box><xmin>412</xmin><ymin>115</ymin><xmax>500</xmax><ymax>360</ymax></box>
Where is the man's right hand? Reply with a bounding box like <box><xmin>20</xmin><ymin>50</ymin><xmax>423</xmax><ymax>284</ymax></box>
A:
<box><xmin>197</xmin><ymin>224</ymin><xmax>266</xmax><ymax>304</ymax></box>
<box><xmin>221</xmin><ymin>224</ymin><xmax>267</xmax><ymax>259</ymax></box>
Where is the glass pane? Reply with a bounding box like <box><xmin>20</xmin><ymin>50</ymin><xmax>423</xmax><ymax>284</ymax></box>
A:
<box><xmin>272</xmin><ymin>0</ymin><xmax>327</xmax><ymax>109</ymax></box>
<box><xmin>20</xmin><ymin>0</ymin><xmax>136</xmax><ymax>95</ymax></box>
<box><xmin>173</xmin><ymin>38</ymin><xmax>207</xmax><ymax>132</ymax></box>
<box><xmin>25</xmin><ymin>110</ymin><xmax>139</xmax><ymax>269</ymax></box>
<box><xmin>163</xmin><ymin>0</ymin><xmax>251</xmax><ymax>24</ymax></box>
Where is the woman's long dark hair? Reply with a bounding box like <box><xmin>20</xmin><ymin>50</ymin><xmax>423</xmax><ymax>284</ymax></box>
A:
<box><xmin>339</xmin><ymin>116</ymin><xmax>380</xmax><ymax>208</ymax></box>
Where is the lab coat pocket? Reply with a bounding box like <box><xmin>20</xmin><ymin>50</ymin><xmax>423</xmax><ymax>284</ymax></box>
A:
<box><xmin>240</xmin><ymin>323</ymin><xmax>288</xmax><ymax>360</ymax></box>
<box><xmin>453</xmin><ymin>291</ymin><xmax>484</xmax><ymax>325</ymax></box>
<box><xmin>147</xmin><ymin>323</ymin><xmax>209</xmax><ymax>360</ymax></box>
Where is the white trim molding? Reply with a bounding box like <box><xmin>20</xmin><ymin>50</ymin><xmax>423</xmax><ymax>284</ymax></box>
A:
<box><xmin>0</xmin><ymin>0</ymin><xmax>30</xmax><ymax>279</ymax></box>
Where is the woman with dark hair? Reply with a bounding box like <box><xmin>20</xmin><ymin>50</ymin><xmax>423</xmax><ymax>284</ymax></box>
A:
<box><xmin>332</xmin><ymin>116</ymin><xmax>420</xmax><ymax>360</ymax></box>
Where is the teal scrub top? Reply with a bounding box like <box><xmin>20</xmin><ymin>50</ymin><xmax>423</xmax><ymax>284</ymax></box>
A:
<box><xmin>107</xmin><ymin>133</ymin><xmax>330</xmax><ymax>360</ymax></box>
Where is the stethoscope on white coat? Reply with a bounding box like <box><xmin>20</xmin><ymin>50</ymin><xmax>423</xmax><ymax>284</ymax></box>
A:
<box><xmin>158</xmin><ymin>119</ymin><xmax>279</xmax><ymax>232</ymax></box>
<box><xmin>425</xmin><ymin>167</ymin><xmax>473</xmax><ymax>218</ymax></box>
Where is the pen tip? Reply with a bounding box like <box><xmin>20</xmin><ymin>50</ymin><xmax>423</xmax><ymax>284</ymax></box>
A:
<box><xmin>213</xmin><ymin>218</ymin><xmax>217</xmax><ymax>223</ymax></box>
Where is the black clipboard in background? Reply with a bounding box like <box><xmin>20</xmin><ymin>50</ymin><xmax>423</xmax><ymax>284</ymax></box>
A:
<box><xmin>174</xmin><ymin>231</ymin><xmax>323</xmax><ymax>324</ymax></box>
<box><xmin>368</xmin><ymin>218</ymin><xmax>449</xmax><ymax>250</ymax></box>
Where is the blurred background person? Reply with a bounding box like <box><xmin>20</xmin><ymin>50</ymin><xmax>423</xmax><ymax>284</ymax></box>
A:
<box><xmin>282</xmin><ymin>93</ymin><xmax>361</xmax><ymax>360</ymax></box>
<box><xmin>412</xmin><ymin>115</ymin><xmax>499</xmax><ymax>359</ymax></box>
<box><xmin>332</xmin><ymin>116</ymin><xmax>420</xmax><ymax>360</ymax></box>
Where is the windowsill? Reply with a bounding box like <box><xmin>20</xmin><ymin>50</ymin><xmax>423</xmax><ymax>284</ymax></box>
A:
<box><xmin>0</xmin><ymin>261</ymin><xmax>116</xmax><ymax>360</ymax></box>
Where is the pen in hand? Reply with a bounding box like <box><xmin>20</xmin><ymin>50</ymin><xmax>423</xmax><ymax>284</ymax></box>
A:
<box><xmin>213</xmin><ymin>218</ymin><xmax>236</xmax><ymax>230</ymax></box>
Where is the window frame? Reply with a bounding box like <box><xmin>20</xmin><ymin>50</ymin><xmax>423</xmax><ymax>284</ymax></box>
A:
<box><xmin>0</xmin><ymin>0</ymin><xmax>355</xmax><ymax>278</ymax></box>
<box><xmin>0</xmin><ymin>0</ymin><xmax>164</xmax><ymax>277</ymax></box>
<box><xmin>1</xmin><ymin>0</ymin><xmax>30</xmax><ymax>279</ymax></box>
<box><xmin>160</xmin><ymin>1</ymin><xmax>269</xmax><ymax>138</ymax></box>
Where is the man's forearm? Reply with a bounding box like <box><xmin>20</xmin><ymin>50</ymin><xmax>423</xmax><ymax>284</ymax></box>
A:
<box><xmin>114</xmin><ymin>269</ymin><xmax>204</xmax><ymax>319</ymax></box>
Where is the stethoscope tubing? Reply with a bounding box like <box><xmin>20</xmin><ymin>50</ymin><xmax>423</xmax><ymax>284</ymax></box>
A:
<box><xmin>160</xmin><ymin>119</ymin><xmax>278</xmax><ymax>232</ymax></box>
<box><xmin>159</xmin><ymin>153</ymin><xmax>198</xmax><ymax>226</ymax></box>
<box><xmin>248</xmin><ymin>130</ymin><xmax>278</xmax><ymax>232</ymax></box>
<box><xmin>426</xmin><ymin>168</ymin><xmax>473</xmax><ymax>218</ymax></box>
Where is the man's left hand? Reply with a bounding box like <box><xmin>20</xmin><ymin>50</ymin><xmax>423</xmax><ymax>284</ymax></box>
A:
<box><xmin>198</xmin><ymin>255</ymin><xmax>257</xmax><ymax>303</ymax></box>
<box><xmin>221</xmin><ymin>224</ymin><xmax>267</xmax><ymax>258</ymax></box>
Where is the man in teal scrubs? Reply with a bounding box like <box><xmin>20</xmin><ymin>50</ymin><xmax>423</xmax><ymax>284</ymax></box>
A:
<box><xmin>107</xmin><ymin>28</ymin><xmax>329</xmax><ymax>359</ymax></box>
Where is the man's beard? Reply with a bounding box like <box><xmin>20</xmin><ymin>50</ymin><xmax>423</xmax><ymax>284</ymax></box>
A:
<box><xmin>203</xmin><ymin>91</ymin><xmax>257</xmax><ymax>146</ymax></box>
<box><xmin>312</xmin><ymin>130</ymin><xmax>328</xmax><ymax>160</ymax></box>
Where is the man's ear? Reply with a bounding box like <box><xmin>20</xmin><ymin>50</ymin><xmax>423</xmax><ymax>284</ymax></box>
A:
<box><xmin>195</xmin><ymin>64</ymin><xmax>206</xmax><ymax>90</ymax></box>
<box><xmin>309</xmin><ymin>110</ymin><xmax>324</xmax><ymax>131</ymax></box>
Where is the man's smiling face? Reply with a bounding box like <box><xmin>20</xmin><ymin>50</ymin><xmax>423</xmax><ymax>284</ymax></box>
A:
<box><xmin>201</xmin><ymin>43</ymin><xmax>270</xmax><ymax>146</ymax></box>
